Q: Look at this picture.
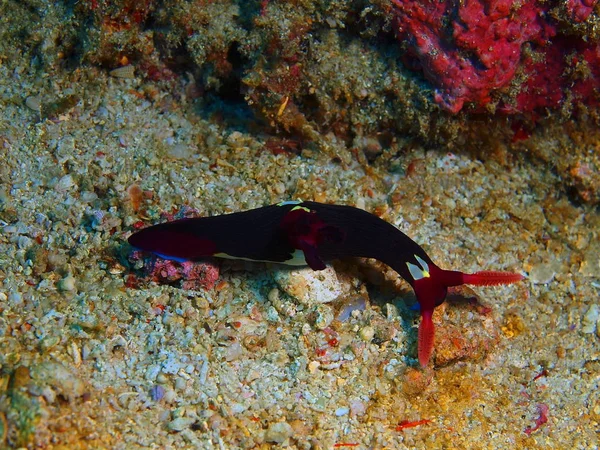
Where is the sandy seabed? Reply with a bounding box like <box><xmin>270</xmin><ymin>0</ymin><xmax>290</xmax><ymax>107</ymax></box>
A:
<box><xmin>0</xmin><ymin>52</ymin><xmax>599</xmax><ymax>449</ymax></box>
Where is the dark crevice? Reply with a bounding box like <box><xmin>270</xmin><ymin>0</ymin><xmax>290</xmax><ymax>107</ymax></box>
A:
<box><xmin>196</xmin><ymin>42</ymin><xmax>264</xmax><ymax>131</ymax></box>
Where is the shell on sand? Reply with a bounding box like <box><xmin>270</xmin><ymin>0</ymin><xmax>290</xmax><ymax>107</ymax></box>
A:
<box><xmin>109</xmin><ymin>65</ymin><xmax>135</xmax><ymax>79</ymax></box>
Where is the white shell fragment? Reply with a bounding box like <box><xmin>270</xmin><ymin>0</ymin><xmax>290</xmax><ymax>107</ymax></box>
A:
<box><xmin>272</xmin><ymin>265</ymin><xmax>343</xmax><ymax>306</ymax></box>
<box><xmin>109</xmin><ymin>65</ymin><xmax>136</xmax><ymax>79</ymax></box>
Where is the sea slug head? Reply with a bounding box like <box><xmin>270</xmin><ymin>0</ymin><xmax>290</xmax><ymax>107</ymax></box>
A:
<box><xmin>406</xmin><ymin>257</ymin><xmax>461</xmax><ymax>312</ymax></box>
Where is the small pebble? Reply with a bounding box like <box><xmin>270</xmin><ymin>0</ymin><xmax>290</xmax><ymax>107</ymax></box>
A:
<box><xmin>174</xmin><ymin>377</ymin><xmax>186</xmax><ymax>390</ymax></box>
<box><xmin>273</xmin><ymin>181</ymin><xmax>286</xmax><ymax>195</ymax></box>
<box><xmin>529</xmin><ymin>262</ymin><xmax>558</xmax><ymax>284</ymax></box>
<box><xmin>230</xmin><ymin>403</ymin><xmax>246</xmax><ymax>414</ymax></box>
<box><xmin>163</xmin><ymin>389</ymin><xmax>177</xmax><ymax>403</ymax></box>
<box><xmin>308</xmin><ymin>361</ymin><xmax>320</xmax><ymax>373</ymax></box>
<box><xmin>265</xmin><ymin>421</ymin><xmax>293</xmax><ymax>444</ymax></box>
<box><xmin>268</xmin><ymin>287</ymin><xmax>280</xmax><ymax>303</ymax></box>
<box><xmin>150</xmin><ymin>384</ymin><xmax>165</xmax><ymax>402</ymax></box>
<box><xmin>25</xmin><ymin>95</ymin><xmax>42</xmax><ymax>112</ymax></box>
<box><xmin>350</xmin><ymin>399</ymin><xmax>366</xmax><ymax>417</ymax></box>
<box><xmin>41</xmin><ymin>386</ymin><xmax>56</xmax><ymax>404</ymax></box>
<box><xmin>359</xmin><ymin>325</ymin><xmax>375</xmax><ymax>342</ymax></box>
<box><xmin>58</xmin><ymin>274</ymin><xmax>77</xmax><ymax>292</ymax></box>
<box><xmin>581</xmin><ymin>304</ymin><xmax>599</xmax><ymax>334</ymax></box>
<box><xmin>168</xmin><ymin>143</ymin><xmax>193</xmax><ymax>160</ymax></box>
<box><xmin>55</xmin><ymin>175</ymin><xmax>76</xmax><ymax>193</ymax></box>
<box><xmin>9</xmin><ymin>292</ymin><xmax>23</xmax><ymax>306</ymax></box>
<box><xmin>335</xmin><ymin>407</ymin><xmax>349</xmax><ymax>416</ymax></box>
<box><xmin>167</xmin><ymin>417</ymin><xmax>195</xmax><ymax>432</ymax></box>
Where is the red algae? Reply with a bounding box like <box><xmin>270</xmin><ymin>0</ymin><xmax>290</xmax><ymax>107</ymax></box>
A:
<box><xmin>390</xmin><ymin>0</ymin><xmax>600</xmax><ymax>115</ymax></box>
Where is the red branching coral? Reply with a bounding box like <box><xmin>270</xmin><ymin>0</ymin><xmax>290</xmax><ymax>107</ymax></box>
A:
<box><xmin>390</xmin><ymin>0</ymin><xmax>600</xmax><ymax>114</ymax></box>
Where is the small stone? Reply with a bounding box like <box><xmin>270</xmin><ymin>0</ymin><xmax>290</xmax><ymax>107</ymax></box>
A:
<box><xmin>267</xmin><ymin>288</ymin><xmax>280</xmax><ymax>303</ymax></box>
<box><xmin>273</xmin><ymin>181</ymin><xmax>286</xmax><ymax>195</ymax></box>
<box><xmin>55</xmin><ymin>175</ymin><xmax>76</xmax><ymax>193</ymax></box>
<box><xmin>359</xmin><ymin>325</ymin><xmax>375</xmax><ymax>342</ymax></box>
<box><xmin>265</xmin><ymin>421</ymin><xmax>293</xmax><ymax>444</ymax></box>
<box><xmin>8</xmin><ymin>292</ymin><xmax>23</xmax><ymax>306</ymax></box>
<box><xmin>224</xmin><ymin>342</ymin><xmax>244</xmax><ymax>362</ymax></box>
<box><xmin>168</xmin><ymin>417</ymin><xmax>195</xmax><ymax>432</ymax></box>
<box><xmin>308</xmin><ymin>360</ymin><xmax>320</xmax><ymax>373</ymax></box>
<box><xmin>231</xmin><ymin>403</ymin><xmax>246</xmax><ymax>414</ymax></box>
<box><xmin>167</xmin><ymin>143</ymin><xmax>193</xmax><ymax>160</ymax></box>
<box><xmin>528</xmin><ymin>261</ymin><xmax>559</xmax><ymax>284</ymax></box>
<box><xmin>582</xmin><ymin>304</ymin><xmax>599</xmax><ymax>334</ymax></box>
<box><xmin>335</xmin><ymin>407</ymin><xmax>349</xmax><ymax>416</ymax></box>
<box><xmin>41</xmin><ymin>386</ymin><xmax>56</xmax><ymax>404</ymax></box>
<box><xmin>150</xmin><ymin>385</ymin><xmax>165</xmax><ymax>401</ymax></box>
<box><xmin>58</xmin><ymin>274</ymin><xmax>76</xmax><ymax>292</ymax></box>
<box><xmin>25</xmin><ymin>95</ymin><xmax>42</xmax><ymax>112</ymax></box>
<box><xmin>39</xmin><ymin>336</ymin><xmax>60</xmax><ymax>352</ymax></box>
<box><xmin>273</xmin><ymin>265</ymin><xmax>343</xmax><ymax>306</ymax></box>
<box><xmin>349</xmin><ymin>399</ymin><xmax>366</xmax><ymax>417</ymax></box>
<box><xmin>163</xmin><ymin>389</ymin><xmax>177</xmax><ymax>403</ymax></box>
